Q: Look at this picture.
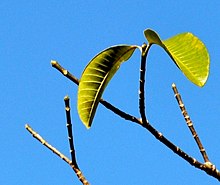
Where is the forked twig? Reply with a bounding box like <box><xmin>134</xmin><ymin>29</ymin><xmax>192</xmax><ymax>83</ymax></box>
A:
<box><xmin>64</xmin><ymin>95</ymin><xmax>90</xmax><ymax>184</ymax></box>
<box><xmin>51</xmin><ymin>60</ymin><xmax>220</xmax><ymax>181</ymax></box>
<box><xmin>25</xmin><ymin>124</ymin><xmax>89</xmax><ymax>185</ymax></box>
<box><xmin>138</xmin><ymin>45</ymin><xmax>217</xmax><ymax>177</ymax></box>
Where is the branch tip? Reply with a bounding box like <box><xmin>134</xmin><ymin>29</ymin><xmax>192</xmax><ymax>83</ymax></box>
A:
<box><xmin>172</xmin><ymin>83</ymin><xmax>176</xmax><ymax>88</ymax></box>
<box><xmin>51</xmin><ymin>60</ymin><xmax>57</xmax><ymax>66</ymax></box>
<box><xmin>64</xmin><ymin>95</ymin><xmax>70</xmax><ymax>101</ymax></box>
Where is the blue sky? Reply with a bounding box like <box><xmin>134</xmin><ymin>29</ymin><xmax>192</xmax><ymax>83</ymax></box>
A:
<box><xmin>1</xmin><ymin>1</ymin><xmax>220</xmax><ymax>184</ymax></box>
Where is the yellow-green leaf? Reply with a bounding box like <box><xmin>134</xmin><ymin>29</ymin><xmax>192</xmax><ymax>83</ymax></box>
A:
<box><xmin>77</xmin><ymin>45</ymin><xmax>138</xmax><ymax>128</ymax></box>
<box><xmin>144</xmin><ymin>29</ymin><xmax>210</xmax><ymax>87</ymax></box>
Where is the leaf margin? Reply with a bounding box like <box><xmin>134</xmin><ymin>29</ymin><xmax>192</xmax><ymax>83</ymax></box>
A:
<box><xmin>77</xmin><ymin>44</ymin><xmax>139</xmax><ymax>128</ymax></box>
<box><xmin>144</xmin><ymin>28</ymin><xmax>210</xmax><ymax>87</ymax></box>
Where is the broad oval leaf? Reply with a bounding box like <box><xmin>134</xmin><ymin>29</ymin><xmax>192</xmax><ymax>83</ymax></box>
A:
<box><xmin>144</xmin><ymin>29</ymin><xmax>210</xmax><ymax>87</ymax></box>
<box><xmin>77</xmin><ymin>45</ymin><xmax>138</xmax><ymax>128</ymax></box>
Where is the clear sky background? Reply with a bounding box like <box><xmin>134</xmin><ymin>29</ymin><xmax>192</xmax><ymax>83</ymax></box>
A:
<box><xmin>1</xmin><ymin>1</ymin><xmax>220</xmax><ymax>185</ymax></box>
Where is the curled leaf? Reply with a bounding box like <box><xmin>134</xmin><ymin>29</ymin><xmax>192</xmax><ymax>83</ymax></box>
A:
<box><xmin>144</xmin><ymin>29</ymin><xmax>164</xmax><ymax>47</ymax></box>
<box><xmin>77</xmin><ymin>45</ymin><xmax>138</xmax><ymax>128</ymax></box>
<box><xmin>144</xmin><ymin>29</ymin><xmax>210</xmax><ymax>87</ymax></box>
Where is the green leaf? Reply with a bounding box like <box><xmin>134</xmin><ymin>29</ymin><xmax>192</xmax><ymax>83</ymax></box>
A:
<box><xmin>77</xmin><ymin>45</ymin><xmax>138</xmax><ymax>128</ymax></box>
<box><xmin>144</xmin><ymin>29</ymin><xmax>164</xmax><ymax>47</ymax></box>
<box><xmin>144</xmin><ymin>29</ymin><xmax>210</xmax><ymax>87</ymax></box>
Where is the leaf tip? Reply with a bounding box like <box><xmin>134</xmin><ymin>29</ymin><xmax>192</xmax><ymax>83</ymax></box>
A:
<box><xmin>78</xmin><ymin>115</ymin><xmax>92</xmax><ymax>129</ymax></box>
<box><xmin>84</xmin><ymin>123</ymin><xmax>91</xmax><ymax>129</ymax></box>
<box><xmin>197</xmin><ymin>79</ymin><xmax>208</xmax><ymax>87</ymax></box>
<box><xmin>143</xmin><ymin>29</ymin><xmax>164</xmax><ymax>46</ymax></box>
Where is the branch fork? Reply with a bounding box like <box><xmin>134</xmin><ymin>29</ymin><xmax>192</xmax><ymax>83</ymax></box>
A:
<box><xmin>25</xmin><ymin>96</ymin><xmax>90</xmax><ymax>185</ymax></box>
<box><xmin>25</xmin><ymin>56</ymin><xmax>219</xmax><ymax>184</ymax></box>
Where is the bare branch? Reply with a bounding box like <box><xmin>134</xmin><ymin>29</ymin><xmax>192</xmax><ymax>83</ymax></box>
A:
<box><xmin>139</xmin><ymin>43</ymin><xmax>151</xmax><ymax>125</ymax></box>
<box><xmin>51</xmin><ymin>60</ymin><xmax>79</xmax><ymax>85</ymax></box>
<box><xmin>25</xmin><ymin>124</ymin><xmax>90</xmax><ymax>185</ymax></box>
<box><xmin>100</xmin><ymin>99</ymin><xmax>141</xmax><ymax>124</ymax></box>
<box><xmin>64</xmin><ymin>95</ymin><xmax>79</xmax><ymax>167</ymax></box>
<box><xmin>171</xmin><ymin>83</ymin><xmax>211</xmax><ymax>162</ymax></box>
<box><xmin>51</xmin><ymin>61</ymin><xmax>220</xmax><ymax>181</ymax></box>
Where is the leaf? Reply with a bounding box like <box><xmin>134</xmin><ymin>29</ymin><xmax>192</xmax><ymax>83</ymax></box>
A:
<box><xmin>143</xmin><ymin>29</ymin><xmax>164</xmax><ymax>47</ymax></box>
<box><xmin>77</xmin><ymin>45</ymin><xmax>138</xmax><ymax>128</ymax></box>
<box><xmin>144</xmin><ymin>29</ymin><xmax>210</xmax><ymax>87</ymax></box>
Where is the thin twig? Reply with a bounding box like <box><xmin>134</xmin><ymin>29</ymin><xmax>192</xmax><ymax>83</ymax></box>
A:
<box><xmin>100</xmin><ymin>99</ymin><xmax>141</xmax><ymax>124</ymax></box>
<box><xmin>172</xmin><ymin>83</ymin><xmax>210</xmax><ymax>162</ymax></box>
<box><xmin>25</xmin><ymin>124</ymin><xmax>90</xmax><ymax>185</ymax></box>
<box><xmin>64</xmin><ymin>95</ymin><xmax>79</xmax><ymax>168</ymax></box>
<box><xmin>51</xmin><ymin>60</ymin><xmax>140</xmax><ymax>124</ymax></box>
<box><xmin>139</xmin><ymin>43</ymin><xmax>151</xmax><ymax>125</ymax></box>
<box><xmin>51</xmin><ymin>60</ymin><xmax>79</xmax><ymax>85</ymax></box>
<box><xmin>51</xmin><ymin>60</ymin><xmax>220</xmax><ymax>181</ymax></box>
<box><xmin>64</xmin><ymin>96</ymin><xmax>90</xmax><ymax>184</ymax></box>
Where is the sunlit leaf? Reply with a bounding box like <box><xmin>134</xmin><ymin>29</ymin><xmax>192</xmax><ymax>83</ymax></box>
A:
<box><xmin>77</xmin><ymin>45</ymin><xmax>138</xmax><ymax>128</ymax></box>
<box><xmin>144</xmin><ymin>29</ymin><xmax>210</xmax><ymax>87</ymax></box>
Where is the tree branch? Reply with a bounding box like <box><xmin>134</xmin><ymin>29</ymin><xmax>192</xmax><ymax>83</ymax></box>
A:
<box><xmin>138</xmin><ymin>43</ymin><xmax>152</xmax><ymax>125</ymax></box>
<box><xmin>25</xmin><ymin>124</ymin><xmax>89</xmax><ymax>185</ymax></box>
<box><xmin>51</xmin><ymin>60</ymin><xmax>140</xmax><ymax>124</ymax></box>
<box><xmin>64</xmin><ymin>96</ymin><xmax>79</xmax><ymax>168</ymax></box>
<box><xmin>51</xmin><ymin>60</ymin><xmax>79</xmax><ymax>85</ymax></box>
<box><xmin>51</xmin><ymin>60</ymin><xmax>220</xmax><ymax>181</ymax></box>
<box><xmin>172</xmin><ymin>83</ymin><xmax>210</xmax><ymax>163</ymax></box>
